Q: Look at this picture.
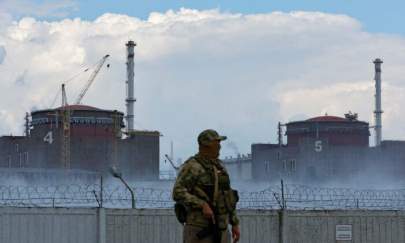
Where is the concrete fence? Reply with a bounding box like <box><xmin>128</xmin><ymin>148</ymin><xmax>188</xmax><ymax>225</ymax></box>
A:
<box><xmin>0</xmin><ymin>207</ymin><xmax>405</xmax><ymax>243</ymax></box>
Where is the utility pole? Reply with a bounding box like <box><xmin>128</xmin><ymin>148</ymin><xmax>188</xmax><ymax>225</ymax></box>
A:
<box><xmin>110</xmin><ymin>166</ymin><xmax>135</xmax><ymax>208</ymax></box>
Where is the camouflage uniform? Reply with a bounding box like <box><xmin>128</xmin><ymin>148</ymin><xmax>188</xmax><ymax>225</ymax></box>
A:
<box><xmin>172</xmin><ymin>130</ymin><xmax>239</xmax><ymax>243</ymax></box>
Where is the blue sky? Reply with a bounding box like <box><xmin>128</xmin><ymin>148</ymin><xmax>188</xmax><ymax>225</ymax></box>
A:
<box><xmin>31</xmin><ymin>0</ymin><xmax>405</xmax><ymax>35</ymax></box>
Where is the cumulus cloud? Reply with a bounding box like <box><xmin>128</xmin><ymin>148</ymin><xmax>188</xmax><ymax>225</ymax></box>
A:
<box><xmin>1</xmin><ymin>8</ymin><xmax>405</xmax><ymax>163</ymax></box>
<box><xmin>14</xmin><ymin>70</ymin><xmax>28</xmax><ymax>86</ymax></box>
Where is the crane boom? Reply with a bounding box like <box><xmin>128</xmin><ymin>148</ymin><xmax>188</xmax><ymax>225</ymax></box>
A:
<box><xmin>75</xmin><ymin>54</ymin><xmax>110</xmax><ymax>104</ymax></box>
<box><xmin>165</xmin><ymin>154</ymin><xmax>180</xmax><ymax>172</ymax></box>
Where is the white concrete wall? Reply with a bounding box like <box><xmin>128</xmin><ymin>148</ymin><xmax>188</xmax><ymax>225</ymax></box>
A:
<box><xmin>0</xmin><ymin>208</ymin><xmax>405</xmax><ymax>243</ymax></box>
<box><xmin>0</xmin><ymin>208</ymin><xmax>98</xmax><ymax>243</ymax></box>
<box><xmin>285</xmin><ymin>210</ymin><xmax>405</xmax><ymax>243</ymax></box>
<box><xmin>106</xmin><ymin>209</ymin><xmax>279</xmax><ymax>243</ymax></box>
<box><xmin>106</xmin><ymin>209</ymin><xmax>182</xmax><ymax>243</ymax></box>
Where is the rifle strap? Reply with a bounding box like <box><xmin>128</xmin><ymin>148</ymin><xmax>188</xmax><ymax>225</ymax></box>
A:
<box><xmin>193</xmin><ymin>156</ymin><xmax>220</xmax><ymax>207</ymax></box>
<box><xmin>212</xmin><ymin>164</ymin><xmax>219</xmax><ymax>207</ymax></box>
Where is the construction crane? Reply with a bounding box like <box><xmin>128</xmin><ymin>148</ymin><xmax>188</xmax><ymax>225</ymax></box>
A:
<box><xmin>45</xmin><ymin>55</ymin><xmax>109</xmax><ymax>170</ymax></box>
<box><xmin>75</xmin><ymin>54</ymin><xmax>110</xmax><ymax>105</ymax></box>
<box><xmin>165</xmin><ymin>154</ymin><xmax>180</xmax><ymax>173</ymax></box>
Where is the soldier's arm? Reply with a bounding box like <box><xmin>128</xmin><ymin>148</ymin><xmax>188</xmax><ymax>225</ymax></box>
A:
<box><xmin>218</xmin><ymin>161</ymin><xmax>240</xmax><ymax>226</ymax></box>
<box><xmin>172</xmin><ymin>162</ymin><xmax>206</xmax><ymax>209</ymax></box>
<box><xmin>229</xmin><ymin>209</ymin><xmax>240</xmax><ymax>226</ymax></box>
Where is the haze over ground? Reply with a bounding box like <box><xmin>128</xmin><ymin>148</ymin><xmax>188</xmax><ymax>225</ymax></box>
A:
<box><xmin>1</xmin><ymin>1</ymin><xmax>405</xmax><ymax>171</ymax></box>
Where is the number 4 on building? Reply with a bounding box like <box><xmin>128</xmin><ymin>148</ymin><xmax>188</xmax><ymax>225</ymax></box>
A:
<box><xmin>43</xmin><ymin>131</ymin><xmax>53</xmax><ymax>144</ymax></box>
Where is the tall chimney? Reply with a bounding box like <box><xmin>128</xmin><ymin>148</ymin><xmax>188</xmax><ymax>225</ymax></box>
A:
<box><xmin>125</xmin><ymin>40</ymin><xmax>136</xmax><ymax>133</ymax></box>
<box><xmin>373</xmin><ymin>58</ymin><xmax>383</xmax><ymax>146</ymax></box>
<box><xmin>25</xmin><ymin>112</ymin><xmax>30</xmax><ymax>137</ymax></box>
<box><xmin>278</xmin><ymin>122</ymin><xmax>283</xmax><ymax>146</ymax></box>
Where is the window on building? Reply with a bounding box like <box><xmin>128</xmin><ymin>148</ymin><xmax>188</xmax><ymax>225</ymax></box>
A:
<box><xmin>264</xmin><ymin>161</ymin><xmax>271</xmax><ymax>173</ymax></box>
<box><xmin>7</xmin><ymin>155</ymin><xmax>11</xmax><ymax>168</ymax></box>
<box><xmin>290</xmin><ymin>159</ymin><xmax>297</xmax><ymax>172</ymax></box>
<box><xmin>283</xmin><ymin>160</ymin><xmax>287</xmax><ymax>172</ymax></box>
<box><xmin>19</xmin><ymin>153</ymin><xmax>23</xmax><ymax>168</ymax></box>
<box><xmin>24</xmin><ymin>152</ymin><xmax>29</xmax><ymax>166</ymax></box>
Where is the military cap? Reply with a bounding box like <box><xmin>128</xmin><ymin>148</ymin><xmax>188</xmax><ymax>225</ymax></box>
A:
<box><xmin>198</xmin><ymin>129</ymin><xmax>227</xmax><ymax>145</ymax></box>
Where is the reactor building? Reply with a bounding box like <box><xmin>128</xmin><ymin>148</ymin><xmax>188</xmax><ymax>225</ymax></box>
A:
<box><xmin>0</xmin><ymin>41</ymin><xmax>160</xmax><ymax>181</ymax></box>
<box><xmin>224</xmin><ymin>58</ymin><xmax>405</xmax><ymax>184</ymax></box>
<box><xmin>250</xmin><ymin>113</ymin><xmax>405</xmax><ymax>184</ymax></box>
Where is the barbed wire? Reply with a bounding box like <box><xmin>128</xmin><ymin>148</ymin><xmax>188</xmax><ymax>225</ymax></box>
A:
<box><xmin>2</xmin><ymin>183</ymin><xmax>405</xmax><ymax>209</ymax></box>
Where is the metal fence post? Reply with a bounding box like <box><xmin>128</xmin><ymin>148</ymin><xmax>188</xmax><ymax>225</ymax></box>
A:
<box><xmin>98</xmin><ymin>208</ymin><xmax>106</xmax><ymax>243</ymax></box>
<box><xmin>279</xmin><ymin>180</ymin><xmax>288</xmax><ymax>243</ymax></box>
<box><xmin>278</xmin><ymin>209</ymin><xmax>283</xmax><ymax>243</ymax></box>
<box><xmin>281</xmin><ymin>208</ymin><xmax>288</xmax><ymax>243</ymax></box>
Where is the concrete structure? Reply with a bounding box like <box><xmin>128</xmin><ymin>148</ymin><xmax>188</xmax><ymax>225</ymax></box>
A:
<box><xmin>286</xmin><ymin>114</ymin><xmax>369</xmax><ymax>147</ymax></box>
<box><xmin>1</xmin><ymin>208</ymin><xmax>405</xmax><ymax>243</ymax></box>
<box><xmin>373</xmin><ymin>58</ymin><xmax>383</xmax><ymax>146</ymax></box>
<box><xmin>0</xmin><ymin>105</ymin><xmax>160</xmax><ymax>180</ymax></box>
<box><xmin>251</xmin><ymin>114</ymin><xmax>405</xmax><ymax>183</ymax></box>
<box><xmin>0</xmin><ymin>41</ymin><xmax>160</xmax><ymax>181</ymax></box>
<box><xmin>223</xmin><ymin>154</ymin><xmax>252</xmax><ymax>180</ymax></box>
<box><xmin>125</xmin><ymin>40</ymin><xmax>136</xmax><ymax>132</ymax></box>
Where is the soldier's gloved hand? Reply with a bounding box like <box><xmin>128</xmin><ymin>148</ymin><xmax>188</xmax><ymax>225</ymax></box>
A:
<box><xmin>201</xmin><ymin>202</ymin><xmax>215</xmax><ymax>224</ymax></box>
<box><xmin>232</xmin><ymin>225</ymin><xmax>240</xmax><ymax>242</ymax></box>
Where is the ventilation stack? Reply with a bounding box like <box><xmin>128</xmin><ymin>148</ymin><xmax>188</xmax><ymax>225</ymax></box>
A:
<box><xmin>373</xmin><ymin>58</ymin><xmax>383</xmax><ymax>146</ymax></box>
<box><xmin>125</xmin><ymin>41</ymin><xmax>136</xmax><ymax>133</ymax></box>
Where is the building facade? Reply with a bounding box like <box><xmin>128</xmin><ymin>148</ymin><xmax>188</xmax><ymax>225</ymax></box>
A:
<box><xmin>250</xmin><ymin>114</ymin><xmax>405</xmax><ymax>184</ymax></box>
<box><xmin>0</xmin><ymin>105</ymin><xmax>160</xmax><ymax>181</ymax></box>
<box><xmin>223</xmin><ymin>154</ymin><xmax>252</xmax><ymax>180</ymax></box>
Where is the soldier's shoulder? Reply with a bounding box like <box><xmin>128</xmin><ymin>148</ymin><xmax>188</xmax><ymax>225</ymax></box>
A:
<box><xmin>216</xmin><ymin>159</ymin><xmax>229</xmax><ymax>172</ymax></box>
<box><xmin>182</xmin><ymin>157</ymin><xmax>203</xmax><ymax>168</ymax></box>
<box><xmin>215</xmin><ymin>158</ymin><xmax>225</xmax><ymax>166</ymax></box>
<box><xmin>180</xmin><ymin>157</ymin><xmax>204</xmax><ymax>172</ymax></box>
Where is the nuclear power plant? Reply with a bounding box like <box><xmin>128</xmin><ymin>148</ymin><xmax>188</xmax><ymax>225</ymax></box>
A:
<box><xmin>224</xmin><ymin>58</ymin><xmax>405</xmax><ymax>184</ymax></box>
<box><xmin>0</xmin><ymin>49</ymin><xmax>403</xmax><ymax>185</ymax></box>
<box><xmin>0</xmin><ymin>41</ymin><xmax>160</xmax><ymax>181</ymax></box>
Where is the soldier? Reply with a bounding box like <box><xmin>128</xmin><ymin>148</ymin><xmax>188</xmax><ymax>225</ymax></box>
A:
<box><xmin>172</xmin><ymin>129</ymin><xmax>240</xmax><ymax>243</ymax></box>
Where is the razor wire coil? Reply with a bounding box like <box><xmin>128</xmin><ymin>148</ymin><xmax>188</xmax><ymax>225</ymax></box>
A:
<box><xmin>1</xmin><ymin>184</ymin><xmax>405</xmax><ymax>209</ymax></box>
